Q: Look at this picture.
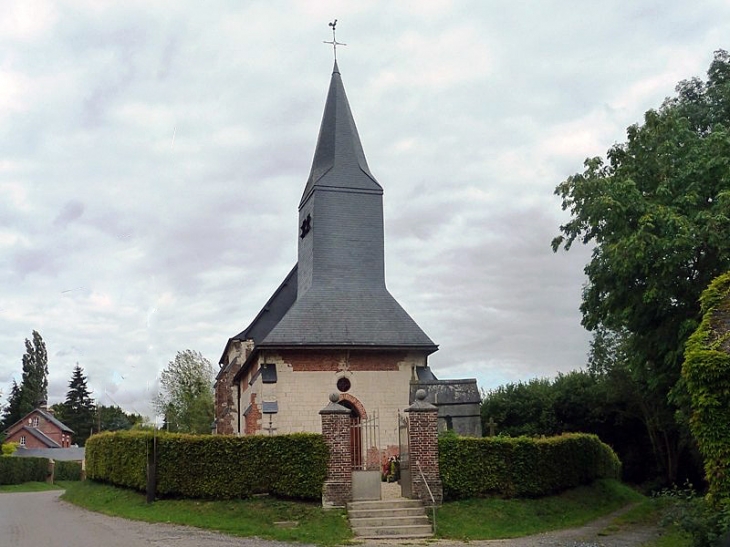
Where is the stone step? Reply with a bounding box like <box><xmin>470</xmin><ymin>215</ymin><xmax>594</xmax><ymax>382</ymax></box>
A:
<box><xmin>348</xmin><ymin>506</ymin><xmax>427</xmax><ymax>519</ymax></box>
<box><xmin>347</xmin><ymin>498</ymin><xmax>424</xmax><ymax>510</ymax></box>
<box><xmin>350</xmin><ymin>515</ymin><xmax>430</xmax><ymax>528</ymax></box>
<box><xmin>351</xmin><ymin>524</ymin><xmax>434</xmax><ymax>538</ymax></box>
<box><xmin>347</xmin><ymin>498</ymin><xmax>433</xmax><ymax>539</ymax></box>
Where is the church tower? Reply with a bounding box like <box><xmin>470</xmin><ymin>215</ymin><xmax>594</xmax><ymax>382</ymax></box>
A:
<box><xmin>260</xmin><ymin>62</ymin><xmax>436</xmax><ymax>350</ymax></box>
<box><xmin>214</xmin><ymin>62</ymin><xmax>437</xmax><ymax>449</ymax></box>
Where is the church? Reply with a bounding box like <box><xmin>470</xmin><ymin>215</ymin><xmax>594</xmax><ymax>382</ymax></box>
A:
<box><xmin>214</xmin><ymin>60</ymin><xmax>480</xmax><ymax>457</ymax></box>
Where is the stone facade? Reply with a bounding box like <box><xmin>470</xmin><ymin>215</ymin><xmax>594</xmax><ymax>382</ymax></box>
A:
<box><xmin>232</xmin><ymin>347</ymin><xmax>426</xmax><ymax>451</ymax></box>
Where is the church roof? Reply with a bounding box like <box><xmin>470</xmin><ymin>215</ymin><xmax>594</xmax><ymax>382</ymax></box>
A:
<box><xmin>231</xmin><ymin>265</ymin><xmax>298</xmax><ymax>345</ymax></box>
<box><xmin>259</xmin><ymin>286</ymin><xmax>436</xmax><ymax>350</ymax></box>
<box><xmin>299</xmin><ymin>61</ymin><xmax>382</xmax><ymax>208</ymax></box>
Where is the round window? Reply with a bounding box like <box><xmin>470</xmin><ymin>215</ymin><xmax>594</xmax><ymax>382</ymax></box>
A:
<box><xmin>337</xmin><ymin>377</ymin><xmax>351</xmax><ymax>393</ymax></box>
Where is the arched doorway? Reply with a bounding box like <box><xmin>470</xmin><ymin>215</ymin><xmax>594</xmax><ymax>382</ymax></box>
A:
<box><xmin>339</xmin><ymin>399</ymin><xmax>362</xmax><ymax>469</ymax></box>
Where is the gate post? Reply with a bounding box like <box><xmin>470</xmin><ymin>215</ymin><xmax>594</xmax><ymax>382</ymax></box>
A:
<box><xmin>405</xmin><ymin>389</ymin><xmax>443</xmax><ymax>505</ymax></box>
<box><xmin>320</xmin><ymin>393</ymin><xmax>352</xmax><ymax>508</ymax></box>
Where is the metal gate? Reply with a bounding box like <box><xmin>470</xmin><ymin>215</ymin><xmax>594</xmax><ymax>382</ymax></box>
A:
<box><xmin>351</xmin><ymin>411</ymin><xmax>381</xmax><ymax>501</ymax></box>
<box><xmin>398</xmin><ymin>412</ymin><xmax>412</xmax><ymax>498</ymax></box>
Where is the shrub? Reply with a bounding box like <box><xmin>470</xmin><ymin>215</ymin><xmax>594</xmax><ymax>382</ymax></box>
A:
<box><xmin>683</xmin><ymin>272</ymin><xmax>730</xmax><ymax>505</ymax></box>
<box><xmin>439</xmin><ymin>433</ymin><xmax>621</xmax><ymax>500</ymax></box>
<box><xmin>86</xmin><ymin>431</ymin><xmax>327</xmax><ymax>500</ymax></box>
<box><xmin>0</xmin><ymin>457</ymin><xmax>48</xmax><ymax>485</ymax></box>
<box><xmin>659</xmin><ymin>485</ymin><xmax>730</xmax><ymax>547</ymax></box>
<box><xmin>55</xmin><ymin>460</ymin><xmax>83</xmax><ymax>481</ymax></box>
<box><xmin>1</xmin><ymin>442</ymin><xmax>19</xmax><ymax>456</ymax></box>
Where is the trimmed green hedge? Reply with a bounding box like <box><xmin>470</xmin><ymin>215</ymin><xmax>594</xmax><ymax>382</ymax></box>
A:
<box><xmin>55</xmin><ymin>460</ymin><xmax>83</xmax><ymax>481</ymax></box>
<box><xmin>439</xmin><ymin>433</ymin><xmax>621</xmax><ymax>500</ymax></box>
<box><xmin>86</xmin><ymin>431</ymin><xmax>328</xmax><ymax>500</ymax></box>
<box><xmin>0</xmin><ymin>457</ymin><xmax>48</xmax><ymax>485</ymax></box>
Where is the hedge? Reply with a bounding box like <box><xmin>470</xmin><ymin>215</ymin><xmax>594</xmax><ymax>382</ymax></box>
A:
<box><xmin>85</xmin><ymin>431</ymin><xmax>328</xmax><ymax>500</ymax></box>
<box><xmin>439</xmin><ymin>433</ymin><xmax>621</xmax><ymax>500</ymax></box>
<box><xmin>55</xmin><ymin>460</ymin><xmax>83</xmax><ymax>481</ymax></box>
<box><xmin>0</xmin><ymin>456</ymin><xmax>48</xmax><ymax>485</ymax></box>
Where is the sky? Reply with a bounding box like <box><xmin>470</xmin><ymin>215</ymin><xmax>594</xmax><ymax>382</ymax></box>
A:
<box><xmin>2</xmin><ymin>0</ymin><xmax>729</xmax><ymax>421</ymax></box>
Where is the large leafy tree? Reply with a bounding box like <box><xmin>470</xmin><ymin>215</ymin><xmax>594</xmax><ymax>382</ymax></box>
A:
<box><xmin>553</xmin><ymin>50</ymin><xmax>730</xmax><ymax>483</ymax></box>
<box><xmin>1</xmin><ymin>331</ymin><xmax>49</xmax><ymax>429</ymax></box>
<box><xmin>153</xmin><ymin>350</ymin><xmax>214</xmax><ymax>434</ymax></box>
<box><xmin>55</xmin><ymin>365</ymin><xmax>95</xmax><ymax>446</ymax></box>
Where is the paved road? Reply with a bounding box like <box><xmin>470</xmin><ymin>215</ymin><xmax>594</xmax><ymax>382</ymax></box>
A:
<box><xmin>0</xmin><ymin>490</ymin><xmax>659</xmax><ymax>547</ymax></box>
<box><xmin>0</xmin><ymin>491</ymin><xmax>303</xmax><ymax>547</ymax></box>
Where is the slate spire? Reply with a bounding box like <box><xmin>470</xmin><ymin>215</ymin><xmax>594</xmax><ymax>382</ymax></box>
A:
<box><xmin>300</xmin><ymin>61</ymin><xmax>382</xmax><ymax>208</ymax></box>
<box><xmin>260</xmin><ymin>63</ymin><xmax>437</xmax><ymax>351</ymax></box>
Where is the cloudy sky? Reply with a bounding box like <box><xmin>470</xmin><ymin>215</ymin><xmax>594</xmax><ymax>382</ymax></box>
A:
<box><xmin>2</xmin><ymin>0</ymin><xmax>728</xmax><ymax>420</ymax></box>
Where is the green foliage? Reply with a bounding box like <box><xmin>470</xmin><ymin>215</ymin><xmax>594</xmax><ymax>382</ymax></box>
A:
<box><xmin>1</xmin><ymin>331</ymin><xmax>49</xmax><ymax>430</ymax></box>
<box><xmin>481</xmin><ymin>369</ymin><xmax>656</xmax><ymax>483</ymax></box>
<box><xmin>55</xmin><ymin>460</ymin><xmax>83</xmax><ymax>481</ymax></box>
<box><xmin>55</xmin><ymin>365</ymin><xmax>95</xmax><ymax>446</ymax></box>
<box><xmin>553</xmin><ymin>51</ymin><xmax>730</xmax><ymax>484</ymax></box>
<box><xmin>86</xmin><ymin>431</ymin><xmax>327</xmax><ymax>500</ymax></box>
<box><xmin>439</xmin><ymin>433</ymin><xmax>621</xmax><ymax>500</ymax></box>
<box><xmin>658</xmin><ymin>485</ymin><xmax>730</xmax><ymax>547</ymax></box>
<box><xmin>2</xmin><ymin>442</ymin><xmax>20</xmax><ymax>456</ymax></box>
<box><xmin>683</xmin><ymin>272</ymin><xmax>730</xmax><ymax>505</ymax></box>
<box><xmin>153</xmin><ymin>350</ymin><xmax>214</xmax><ymax>434</ymax></box>
<box><xmin>0</xmin><ymin>456</ymin><xmax>48</xmax><ymax>485</ymax></box>
<box><xmin>98</xmin><ymin>405</ymin><xmax>144</xmax><ymax>431</ymax></box>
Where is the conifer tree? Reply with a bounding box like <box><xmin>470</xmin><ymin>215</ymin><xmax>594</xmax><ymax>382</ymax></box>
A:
<box><xmin>60</xmin><ymin>364</ymin><xmax>95</xmax><ymax>446</ymax></box>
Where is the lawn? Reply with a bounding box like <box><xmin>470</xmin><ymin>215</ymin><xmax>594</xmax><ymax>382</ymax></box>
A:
<box><xmin>436</xmin><ymin>478</ymin><xmax>645</xmax><ymax>540</ymax></box>
<box><xmin>61</xmin><ymin>481</ymin><xmax>351</xmax><ymax>546</ymax></box>
<box><xmin>0</xmin><ymin>481</ymin><xmax>63</xmax><ymax>493</ymax></box>
<box><xmin>59</xmin><ymin>478</ymin><xmax>662</xmax><ymax>544</ymax></box>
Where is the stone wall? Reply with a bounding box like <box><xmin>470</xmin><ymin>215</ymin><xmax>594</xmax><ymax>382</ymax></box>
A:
<box><xmin>237</xmin><ymin>349</ymin><xmax>427</xmax><ymax>450</ymax></box>
<box><xmin>214</xmin><ymin>339</ymin><xmax>253</xmax><ymax>435</ymax></box>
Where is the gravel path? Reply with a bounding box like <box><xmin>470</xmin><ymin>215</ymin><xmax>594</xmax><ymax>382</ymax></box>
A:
<box><xmin>0</xmin><ymin>490</ymin><xmax>660</xmax><ymax>547</ymax></box>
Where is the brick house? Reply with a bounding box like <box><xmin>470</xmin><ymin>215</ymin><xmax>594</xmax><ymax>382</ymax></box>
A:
<box><xmin>4</xmin><ymin>408</ymin><xmax>74</xmax><ymax>449</ymax></box>
<box><xmin>214</xmin><ymin>61</ymin><xmax>480</xmax><ymax>458</ymax></box>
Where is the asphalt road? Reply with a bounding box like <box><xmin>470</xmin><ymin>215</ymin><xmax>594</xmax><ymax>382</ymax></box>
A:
<box><xmin>0</xmin><ymin>490</ymin><xmax>303</xmax><ymax>547</ymax></box>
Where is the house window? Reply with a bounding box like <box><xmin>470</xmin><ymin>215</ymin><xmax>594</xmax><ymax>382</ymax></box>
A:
<box><xmin>19</xmin><ymin>435</ymin><xmax>26</xmax><ymax>446</ymax></box>
<box><xmin>32</xmin><ymin>417</ymin><xmax>39</xmax><ymax>427</ymax></box>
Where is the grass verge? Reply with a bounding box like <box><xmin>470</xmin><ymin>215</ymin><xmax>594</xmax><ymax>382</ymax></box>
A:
<box><xmin>0</xmin><ymin>481</ymin><xmax>63</xmax><ymax>493</ymax></box>
<box><xmin>61</xmin><ymin>481</ymin><xmax>351</xmax><ymax>546</ymax></box>
<box><xmin>436</xmin><ymin>478</ymin><xmax>644</xmax><ymax>540</ymax></box>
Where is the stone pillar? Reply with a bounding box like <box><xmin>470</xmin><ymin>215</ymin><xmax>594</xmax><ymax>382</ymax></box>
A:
<box><xmin>406</xmin><ymin>389</ymin><xmax>443</xmax><ymax>505</ymax></box>
<box><xmin>319</xmin><ymin>393</ymin><xmax>352</xmax><ymax>508</ymax></box>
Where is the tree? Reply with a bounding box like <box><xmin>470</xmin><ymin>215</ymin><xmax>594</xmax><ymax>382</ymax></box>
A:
<box><xmin>98</xmin><ymin>405</ymin><xmax>144</xmax><ymax>432</ymax></box>
<box><xmin>552</xmin><ymin>50</ymin><xmax>730</xmax><ymax>484</ymax></box>
<box><xmin>1</xmin><ymin>331</ymin><xmax>48</xmax><ymax>430</ymax></box>
<box><xmin>153</xmin><ymin>350</ymin><xmax>214</xmax><ymax>434</ymax></box>
<box><xmin>55</xmin><ymin>365</ymin><xmax>95</xmax><ymax>446</ymax></box>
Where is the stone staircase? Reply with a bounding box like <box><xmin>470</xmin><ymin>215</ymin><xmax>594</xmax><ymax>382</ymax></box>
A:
<box><xmin>347</xmin><ymin>498</ymin><xmax>433</xmax><ymax>539</ymax></box>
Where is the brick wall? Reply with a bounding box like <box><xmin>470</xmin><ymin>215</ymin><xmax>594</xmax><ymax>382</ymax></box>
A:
<box><xmin>320</xmin><ymin>398</ymin><xmax>352</xmax><ymax>508</ymax></box>
<box><xmin>215</xmin><ymin>340</ymin><xmax>253</xmax><ymax>434</ymax></box>
<box><xmin>406</xmin><ymin>393</ymin><xmax>443</xmax><ymax>505</ymax></box>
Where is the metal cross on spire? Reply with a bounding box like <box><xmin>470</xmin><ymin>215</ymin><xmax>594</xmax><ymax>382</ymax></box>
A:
<box><xmin>323</xmin><ymin>19</ymin><xmax>346</xmax><ymax>60</ymax></box>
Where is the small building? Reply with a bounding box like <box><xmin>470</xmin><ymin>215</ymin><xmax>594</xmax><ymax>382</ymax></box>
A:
<box><xmin>3</xmin><ymin>408</ymin><xmax>74</xmax><ymax>449</ymax></box>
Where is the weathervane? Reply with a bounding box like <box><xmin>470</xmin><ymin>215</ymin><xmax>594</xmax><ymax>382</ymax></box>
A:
<box><xmin>323</xmin><ymin>19</ymin><xmax>346</xmax><ymax>60</ymax></box>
